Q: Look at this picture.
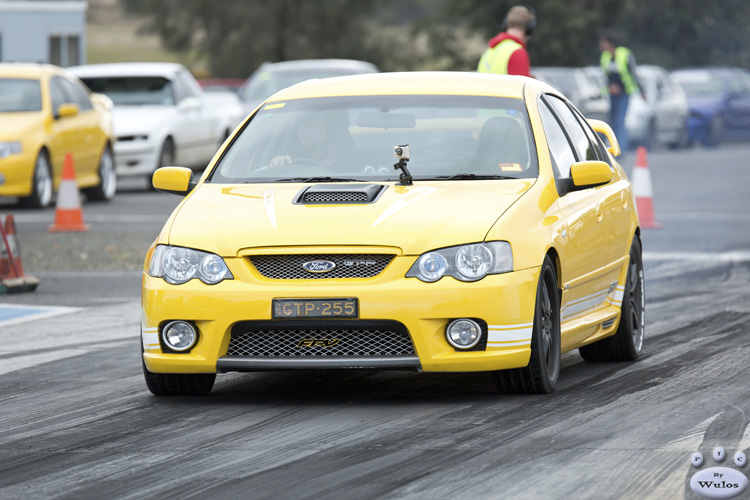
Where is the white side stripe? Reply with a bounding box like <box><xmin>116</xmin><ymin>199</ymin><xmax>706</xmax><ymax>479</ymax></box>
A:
<box><xmin>487</xmin><ymin>323</ymin><xmax>533</xmax><ymax>345</ymax></box>
<box><xmin>141</xmin><ymin>327</ymin><xmax>160</xmax><ymax>351</ymax></box>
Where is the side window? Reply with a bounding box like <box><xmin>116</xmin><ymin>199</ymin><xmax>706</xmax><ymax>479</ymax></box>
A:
<box><xmin>177</xmin><ymin>70</ymin><xmax>201</xmax><ymax>97</ymax></box>
<box><xmin>172</xmin><ymin>76</ymin><xmax>188</xmax><ymax>103</ymax></box>
<box><xmin>538</xmin><ymin>98</ymin><xmax>576</xmax><ymax>178</ymax></box>
<box><xmin>49</xmin><ymin>77</ymin><xmax>68</xmax><ymax>116</ymax></box>
<box><xmin>569</xmin><ymin>106</ymin><xmax>610</xmax><ymax>164</ymax></box>
<box><xmin>59</xmin><ymin>77</ymin><xmax>92</xmax><ymax>111</ymax></box>
<box><xmin>546</xmin><ymin>95</ymin><xmax>599</xmax><ymax>162</ymax></box>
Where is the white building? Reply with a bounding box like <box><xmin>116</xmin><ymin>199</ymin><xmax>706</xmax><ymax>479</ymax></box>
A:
<box><xmin>0</xmin><ymin>1</ymin><xmax>87</xmax><ymax>67</ymax></box>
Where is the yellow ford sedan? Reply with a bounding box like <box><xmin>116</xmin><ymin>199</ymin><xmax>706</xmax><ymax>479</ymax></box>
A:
<box><xmin>142</xmin><ymin>72</ymin><xmax>644</xmax><ymax>395</ymax></box>
<box><xmin>0</xmin><ymin>64</ymin><xmax>115</xmax><ymax>207</ymax></box>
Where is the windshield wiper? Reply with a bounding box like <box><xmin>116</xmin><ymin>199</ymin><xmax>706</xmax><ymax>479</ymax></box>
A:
<box><xmin>274</xmin><ymin>176</ymin><xmax>367</xmax><ymax>183</ymax></box>
<box><xmin>425</xmin><ymin>173</ymin><xmax>518</xmax><ymax>180</ymax></box>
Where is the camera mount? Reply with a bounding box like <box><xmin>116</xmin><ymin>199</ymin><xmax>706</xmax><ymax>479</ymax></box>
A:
<box><xmin>393</xmin><ymin>144</ymin><xmax>413</xmax><ymax>185</ymax></box>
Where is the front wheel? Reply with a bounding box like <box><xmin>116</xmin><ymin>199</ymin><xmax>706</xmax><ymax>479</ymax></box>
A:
<box><xmin>579</xmin><ymin>237</ymin><xmax>645</xmax><ymax>362</ymax></box>
<box><xmin>143</xmin><ymin>361</ymin><xmax>216</xmax><ymax>396</ymax></box>
<box><xmin>19</xmin><ymin>150</ymin><xmax>53</xmax><ymax>208</ymax></box>
<box><xmin>83</xmin><ymin>145</ymin><xmax>116</xmax><ymax>201</ymax></box>
<box><xmin>495</xmin><ymin>256</ymin><xmax>561</xmax><ymax>394</ymax></box>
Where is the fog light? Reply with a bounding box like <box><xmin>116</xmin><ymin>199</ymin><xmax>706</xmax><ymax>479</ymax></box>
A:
<box><xmin>162</xmin><ymin>321</ymin><xmax>197</xmax><ymax>351</ymax></box>
<box><xmin>446</xmin><ymin>319</ymin><xmax>482</xmax><ymax>349</ymax></box>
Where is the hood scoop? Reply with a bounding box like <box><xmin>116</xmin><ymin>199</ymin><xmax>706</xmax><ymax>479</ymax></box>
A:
<box><xmin>294</xmin><ymin>183</ymin><xmax>387</xmax><ymax>205</ymax></box>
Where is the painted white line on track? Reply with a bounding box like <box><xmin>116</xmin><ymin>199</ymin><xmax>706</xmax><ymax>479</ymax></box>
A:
<box><xmin>27</xmin><ymin>271</ymin><xmax>142</xmax><ymax>277</ymax></box>
<box><xmin>8</xmin><ymin>214</ymin><xmax>167</xmax><ymax>223</ymax></box>
<box><xmin>644</xmin><ymin>251</ymin><xmax>750</xmax><ymax>263</ymax></box>
<box><xmin>0</xmin><ymin>304</ymin><xmax>83</xmax><ymax>327</ymax></box>
<box><xmin>655</xmin><ymin>212</ymin><xmax>750</xmax><ymax>221</ymax></box>
<box><xmin>0</xmin><ymin>349</ymin><xmax>90</xmax><ymax>376</ymax></box>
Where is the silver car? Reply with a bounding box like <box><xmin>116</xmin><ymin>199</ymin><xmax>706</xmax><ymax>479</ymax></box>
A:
<box><xmin>533</xmin><ymin>67</ymin><xmax>609</xmax><ymax>122</ymax></box>
<box><xmin>627</xmin><ymin>65</ymin><xmax>689</xmax><ymax>149</ymax></box>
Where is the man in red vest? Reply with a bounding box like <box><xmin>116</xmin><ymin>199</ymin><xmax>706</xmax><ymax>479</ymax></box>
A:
<box><xmin>477</xmin><ymin>5</ymin><xmax>537</xmax><ymax>77</ymax></box>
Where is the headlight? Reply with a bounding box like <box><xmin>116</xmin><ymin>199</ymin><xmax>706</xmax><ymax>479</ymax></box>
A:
<box><xmin>0</xmin><ymin>141</ymin><xmax>22</xmax><ymax>159</ymax></box>
<box><xmin>406</xmin><ymin>241</ymin><xmax>513</xmax><ymax>283</ymax></box>
<box><xmin>148</xmin><ymin>245</ymin><xmax>233</xmax><ymax>285</ymax></box>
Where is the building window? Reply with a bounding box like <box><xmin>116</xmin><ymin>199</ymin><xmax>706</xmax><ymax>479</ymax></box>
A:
<box><xmin>49</xmin><ymin>35</ymin><xmax>80</xmax><ymax>67</ymax></box>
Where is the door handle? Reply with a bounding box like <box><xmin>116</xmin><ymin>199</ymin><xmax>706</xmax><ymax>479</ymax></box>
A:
<box><xmin>596</xmin><ymin>203</ymin><xmax>603</xmax><ymax>223</ymax></box>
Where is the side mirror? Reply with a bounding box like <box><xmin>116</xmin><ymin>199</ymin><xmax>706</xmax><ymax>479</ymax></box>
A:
<box><xmin>178</xmin><ymin>96</ymin><xmax>201</xmax><ymax>113</ymax></box>
<box><xmin>570</xmin><ymin>160</ymin><xmax>613</xmax><ymax>188</ymax></box>
<box><xmin>57</xmin><ymin>103</ymin><xmax>79</xmax><ymax>119</ymax></box>
<box><xmin>90</xmin><ymin>93</ymin><xmax>113</xmax><ymax>111</ymax></box>
<box><xmin>587</xmin><ymin>119</ymin><xmax>621</xmax><ymax>157</ymax></box>
<box><xmin>152</xmin><ymin>166</ymin><xmax>195</xmax><ymax>195</ymax></box>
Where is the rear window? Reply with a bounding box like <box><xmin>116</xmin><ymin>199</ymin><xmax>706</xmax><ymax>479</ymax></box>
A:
<box><xmin>79</xmin><ymin>76</ymin><xmax>175</xmax><ymax>106</ymax></box>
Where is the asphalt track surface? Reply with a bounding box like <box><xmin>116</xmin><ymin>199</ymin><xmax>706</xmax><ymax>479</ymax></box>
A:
<box><xmin>0</xmin><ymin>145</ymin><xmax>749</xmax><ymax>499</ymax></box>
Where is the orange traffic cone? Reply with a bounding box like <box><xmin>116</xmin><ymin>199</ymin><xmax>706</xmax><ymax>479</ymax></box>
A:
<box><xmin>49</xmin><ymin>153</ymin><xmax>90</xmax><ymax>232</ymax></box>
<box><xmin>631</xmin><ymin>146</ymin><xmax>661</xmax><ymax>229</ymax></box>
<box><xmin>0</xmin><ymin>214</ymin><xmax>40</xmax><ymax>293</ymax></box>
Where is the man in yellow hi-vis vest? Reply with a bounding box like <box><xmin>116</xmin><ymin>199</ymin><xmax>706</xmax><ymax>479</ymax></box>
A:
<box><xmin>477</xmin><ymin>5</ymin><xmax>536</xmax><ymax>77</ymax></box>
<box><xmin>600</xmin><ymin>32</ymin><xmax>643</xmax><ymax>152</ymax></box>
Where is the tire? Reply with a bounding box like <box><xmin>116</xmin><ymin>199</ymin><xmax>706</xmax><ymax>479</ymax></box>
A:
<box><xmin>19</xmin><ymin>150</ymin><xmax>53</xmax><ymax>208</ymax></box>
<box><xmin>142</xmin><ymin>360</ymin><xmax>216</xmax><ymax>396</ymax></box>
<box><xmin>149</xmin><ymin>138</ymin><xmax>174</xmax><ymax>190</ymax></box>
<box><xmin>705</xmin><ymin>115</ymin><xmax>723</xmax><ymax>147</ymax></box>
<box><xmin>495</xmin><ymin>256</ymin><xmax>561</xmax><ymax>394</ymax></box>
<box><xmin>579</xmin><ymin>237</ymin><xmax>645</xmax><ymax>362</ymax></box>
<box><xmin>83</xmin><ymin>145</ymin><xmax>116</xmax><ymax>201</ymax></box>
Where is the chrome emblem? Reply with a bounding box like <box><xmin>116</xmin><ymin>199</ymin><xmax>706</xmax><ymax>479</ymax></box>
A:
<box><xmin>302</xmin><ymin>260</ymin><xmax>336</xmax><ymax>273</ymax></box>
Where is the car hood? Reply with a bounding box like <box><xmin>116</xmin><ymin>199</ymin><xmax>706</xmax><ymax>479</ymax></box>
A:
<box><xmin>687</xmin><ymin>96</ymin><xmax>724</xmax><ymax>116</ymax></box>
<box><xmin>111</xmin><ymin>105</ymin><xmax>176</xmax><ymax>137</ymax></box>
<box><xmin>167</xmin><ymin>180</ymin><xmax>534</xmax><ymax>256</ymax></box>
<box><xmin>0</xmin><ymin>112</ymin><xmax>43</xmax><ymax>139</ymax></box>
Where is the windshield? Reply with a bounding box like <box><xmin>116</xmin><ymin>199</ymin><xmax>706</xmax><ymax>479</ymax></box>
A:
<box><xmin>241</xmin><ymin>69</ymin><xmax>362</xmax><ymax>102</ymax></box>
<box><xmin>210</xmin><ymin>95</ymin><xmax>538</xmax><ymax>183</ymax></box>
<box><xmin>79</xmin><ymin>76</ymin><xmax>175</xmax><ymax>106</ymax></box>
<box><xmin>672</xmin><ymin>72</ymin><xmax>725</xmax><ymax>98</ymax></box>
<box><xmin>0</xmin><ymin>78</ymin><xmax>42</xmax><ymax>112</ymax></box>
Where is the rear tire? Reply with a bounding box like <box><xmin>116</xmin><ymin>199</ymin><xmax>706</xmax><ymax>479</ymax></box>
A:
<box><xmin>83</xmin><ymin>145</ymin><xmax>116</xmax><ymax>201</ymax></box>
<box><xmin>705</xmin><ymin>115</ymin><xmax>723</xmax><ymax>147</ymax></box>
<box><xmin>19</xmin><ymin>150</ymin><xmax>53</xmax><ymax>208</ymax></box>
<box><xmin>495</xmin><ymin>256</ymin><xmax>561</xmax><ymax>394</ymax></box>
<box><xmin>579</xmin><ymin>237</ymin><xmax>645</xmax><ymax>362</ymax></box>
<box><xmin>143</xmin><ymin>361</ymin><xmax>215</xmax><ymax>396</ymax></box>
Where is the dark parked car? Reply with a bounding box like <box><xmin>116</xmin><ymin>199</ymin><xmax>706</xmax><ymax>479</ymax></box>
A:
<box><xmin>671</xmin><ymin>67</ymin><xmax>750</xmax><ymax>146</ymax></box>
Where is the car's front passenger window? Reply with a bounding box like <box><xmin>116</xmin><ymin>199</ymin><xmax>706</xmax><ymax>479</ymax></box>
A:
<box><xmin>538</xmin><ymin>99</ymin><xmax>576</xmax><ymax>178</ymax></box>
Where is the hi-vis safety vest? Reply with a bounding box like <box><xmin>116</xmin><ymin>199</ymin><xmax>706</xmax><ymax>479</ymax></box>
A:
<box><xmin>600</xmin><ymin>46</ymin><xmax>639</xmax><ymax>95</ymax></box>
<box><xmin>478</xmin><ymin>39</ymin><xmax>523</xmax><ymax>75</ymax></box>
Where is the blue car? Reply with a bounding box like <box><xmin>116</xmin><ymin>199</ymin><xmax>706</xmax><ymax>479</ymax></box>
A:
<box><xmin>671</xmin><ymin>67</ymin><xmax>750</xmax><ymax>146</ymax></box>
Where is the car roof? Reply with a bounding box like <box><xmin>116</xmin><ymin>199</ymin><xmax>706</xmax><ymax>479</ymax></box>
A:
<box><xmin>255</xmin><ymin>59</ymin><xmax>379</xmax><ymax>74</ymax></box>
<box><xmin>67</xmin><ymin>62</ymin><xmax>185</xmax><ymax>79</ymax></box>
<box><xmin>671</xmin><ymin>67</ymin><xmax>741</xmax><ymax>78</ymax></box>
<box><xmin>266</xmin><ymin>71</ymin><xmax>536</xmax><ymax>101</ymax></box>
<box><xmin>0</xmin><ymin>63</ymin><xmax>66</xmax><ymax>78</ymax></box>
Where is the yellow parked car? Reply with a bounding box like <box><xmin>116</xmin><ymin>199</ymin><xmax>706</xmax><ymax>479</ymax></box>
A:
<box><xmin>142</xmin><ymin>72</ymin><xmax>644</xmax><ymax>396</ymax></box>
<box><xmin>0</xmin><ymin>64</ymin><xmax>115</xmax><ymax>207</ymax></box>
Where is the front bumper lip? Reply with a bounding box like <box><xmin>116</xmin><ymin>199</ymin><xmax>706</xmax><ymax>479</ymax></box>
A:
<box><xmin>217</xmin><ymin>355</ymin><xmax>422</xmax><ymax>371</ymax></box>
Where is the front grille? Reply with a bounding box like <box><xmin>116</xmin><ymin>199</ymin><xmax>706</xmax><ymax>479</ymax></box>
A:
<box><xmin>227</xmin><ymin>320</ymin><xmax>415</xmax><ymax>357</ymax></box>
<box><xmin>250</xmin><ymin>254</ymin><xmax>393</xmax><ymax>280</ymax></box>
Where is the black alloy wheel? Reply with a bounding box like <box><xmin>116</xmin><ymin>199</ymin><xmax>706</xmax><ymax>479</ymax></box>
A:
<box><xmin>495</xmin><ymin>256</ymin><xmax>561</xmax><ymax>394</ymax></box>
<box><xmin>579</xmin><ymin>236</ymin><xmax>645</xmax><ymax>362</ymax></box>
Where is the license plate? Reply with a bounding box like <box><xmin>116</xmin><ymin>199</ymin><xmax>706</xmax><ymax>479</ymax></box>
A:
<box><xmin>272</xmin><ymin>298</ymin><xmax>358</xmax><ymax>319</ymax></box>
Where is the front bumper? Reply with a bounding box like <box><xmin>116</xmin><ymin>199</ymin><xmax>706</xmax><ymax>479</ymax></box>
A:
<box><xmin>113</xmin><ymin>138</ymin><xmax>159</xmax><ymax>177</ymax></box>
<box><xmin>141</xmin><ymin>255</ymin><xmax>540</xmax><ymax>374</ymax></box>
<box><xmin>0</xmin><ymin>154</ymin><xmax>34</xmax><ymax>197</ymax></box>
